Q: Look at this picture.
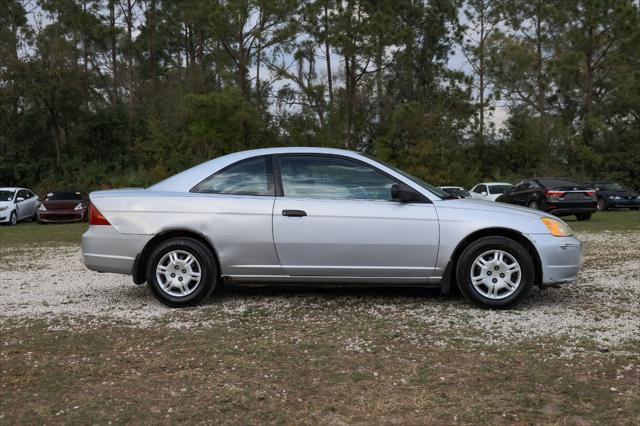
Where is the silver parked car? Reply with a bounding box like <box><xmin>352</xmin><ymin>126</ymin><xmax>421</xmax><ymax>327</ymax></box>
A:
<box><xmin>82</xmin><ymin>147</ymin><xmax>583</xmax><ymax>308</ymax></box>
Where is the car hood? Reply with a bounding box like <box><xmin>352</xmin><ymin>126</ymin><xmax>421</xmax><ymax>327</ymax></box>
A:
<box><xmin>43</xmin><ymin>200</ymin><xmax>83</xmax><ymax>210</ymax></box>
<box><xmin>436</xmin><ymin>197</ymin><xmax>556</xmax><ymax>220</ymax></box>
<box><xmin>0</xmin><ymin>201</ymin><xmax>12</xmax><ymax>209</ymax></box>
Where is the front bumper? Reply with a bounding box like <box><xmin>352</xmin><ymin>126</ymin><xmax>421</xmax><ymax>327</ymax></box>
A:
<box><xmin>38</xmin><ymin>209</ymin><xmax>86</xmax><ymax>223</ymax></box>
<box><xmin>606</xmin><ymin>199</ymin><xmax>640</xmax><ymax>208</ymax></box>
<box><xmin>528</xmin><ymin>234</ymin><xmax>583</xmax><ymax>285</ymax></box>
<box><xmin>82</xmin><ymin>225</ymin><xmax>152</xmax><ymax>275</ymax></box>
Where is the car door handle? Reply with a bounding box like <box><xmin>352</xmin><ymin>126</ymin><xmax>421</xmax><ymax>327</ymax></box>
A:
<box><xmin>282</xmin><ymin>209</ymin><xmax>307</xmax><ymax>217</ymax></box>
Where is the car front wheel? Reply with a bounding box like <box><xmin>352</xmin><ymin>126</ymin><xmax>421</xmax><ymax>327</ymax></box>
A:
<box><xmin>9</xmin><ymin>211</ymin><xmax>17</xmax><ymax>226</ymax></box>
<box><xmin>456</xmin><ymin>236</ymin><xmax>535</xmax><ymax>309</ymax></box>
<box><xmin>146</xmin><ymin>237</ymin><xmax>218</xmax><ymax>307</ymax></box>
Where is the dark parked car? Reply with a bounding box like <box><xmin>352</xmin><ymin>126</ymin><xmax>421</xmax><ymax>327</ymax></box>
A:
<box><xmin>591</xmin><ymin>182</ymin><xmax>640</xmax><ymax>211</ymax></box>
<box><xmin>37</xmin><ymin>191</ymin><xmax>88</xmax><ymax>223</ymax></box>
<box><xmin>438</xmin><ymin>186</ymin><xmax>472</xmax><ymax>198</ymax></box>
<box><xmin>496</xmin><ymin>177</ymin><xmax>597</xmax><ymax>221</ymax></box>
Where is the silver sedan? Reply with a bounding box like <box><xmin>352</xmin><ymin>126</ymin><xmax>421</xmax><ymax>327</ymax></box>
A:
<box><xmin>82</xmin><ymin>147</ymin><xmax>583</xmax><ymax>308</ymax></box>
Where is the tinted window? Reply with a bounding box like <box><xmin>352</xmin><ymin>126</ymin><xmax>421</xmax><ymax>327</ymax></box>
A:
<box><xmin>537</xmin><ymin>178</ymin><xmax>581</xmax><ymax>188</ymax></box>
<box><xmin>442</xmin><ymin>187</ymin><xmax>469</xmax><ymax>197</ymax></box>
<box><xmin>475</xmin><ymin>185</ymin><xmax>487</xmax><ymax>193</ymax></box>
<box><xmin>47</xmin><ymin>192</ymin><xmax>84</xmax><ymax>200</ymax></box>
<box><xmin>279</xmin><ymin>156</ymin><xmax>396</xmax><ymax>200</ymax></box>
<box><xmin>192</xmin><ymin>157</ymin><xmax>273</xmax><ymax>196</ymax></box>
<box><xmin>16</xmin><ymin>190</ymin><xmax>28</xmax><ymax>199</ymax></box>
<box><xmin>488</xmin><ymin>184</ymin><xmax>512</xmax><ymax>194</ymax></box>
<box><xmin>0</xmin><ymin>191</ymin><xmax>14</xmax><ymax>202</ymax></box>
<box><xmin>594</xmin><ymin>183</ymin><xmax>624</xmax><ymax>191</ymax></box>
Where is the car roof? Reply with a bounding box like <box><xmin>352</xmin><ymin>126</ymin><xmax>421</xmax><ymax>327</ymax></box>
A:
<box><xmin>149</xmin><ymin>147</ymin><xmax>432</xmax><ymax>194</ymax></box>
<box><xmin>439</xmin><ymin>186</ymin><xmax>464</xmax><ymax>189</ymax></box>
<box><xmin>0</xmin><ymin>187</ymin><xmax>23</xmax><ymax>191</ymax></box>
<box><xmin>475</xmin><ymin>182</ymin><xmax>512</xmax><ymax>186</ymax></box>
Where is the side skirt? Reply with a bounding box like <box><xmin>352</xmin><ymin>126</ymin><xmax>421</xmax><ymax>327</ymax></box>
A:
<box><xmin>222</xmin><ymin>275</ymin><xmax>442</xmax><ymax>288</ymax></box>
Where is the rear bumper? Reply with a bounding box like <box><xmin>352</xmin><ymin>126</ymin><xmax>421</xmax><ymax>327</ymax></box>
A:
<box><xmin>547</xmin><ymin>206</ymin><xmax>596</xmax><ymax>216</ymax></box>
<box><xmin>38</xmin><ymin>209</ymin><xmax>86</xmax><ymax>223</ymax></box>
<box><xmin>528</xmin><ymin>234</ymin><xmax>583</xmax><ymax>285</ymax></box>
<box><xmin>82</xmin><ymin>226</ymin><xmax>152</xmax><ymax>275</ymax></box>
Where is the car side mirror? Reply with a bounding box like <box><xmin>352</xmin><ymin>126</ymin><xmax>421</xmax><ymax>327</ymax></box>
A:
<box><xmin>16</xmin><ymin>197</ymin><xmax>24</xmax><ymax>202</ymax></box>
<box><xmin>391</xmin><ymin>183</ymin><xmax>422</xmax><ymax>203</ymax></box>
<box><xmin>481</xmin><ymin>191</ymin><xmax>487</xmax><ymax>196</ymax></box>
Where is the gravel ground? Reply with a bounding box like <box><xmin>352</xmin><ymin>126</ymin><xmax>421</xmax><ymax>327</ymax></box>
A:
<box><xmin>1</xmin><ymin>232</ymin><xmax>639</xmax><ymax>351</ymax></box>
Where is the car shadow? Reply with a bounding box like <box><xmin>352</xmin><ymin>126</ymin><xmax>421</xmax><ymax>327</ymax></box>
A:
<box><xmin>206</xmin><ymin>283</ymin><xmax>457</xmax><ymax>304</ymax></box>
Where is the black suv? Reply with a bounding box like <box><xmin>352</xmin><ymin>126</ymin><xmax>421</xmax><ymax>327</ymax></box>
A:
<box><xmin>496</xmin><ymin>177</ymin><xmax>597</xmax><ymax>221</ymax></box>
<box><xmin>591</xmin><ymin>182</ymin><xmax>640</xmax><ymax>211</ymax></box>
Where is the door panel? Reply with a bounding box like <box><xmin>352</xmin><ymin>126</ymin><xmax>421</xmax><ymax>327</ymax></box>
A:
<box><xmin>273</xmin><ymin>198</ymin><xmax>440</xmax><ymax>278</ymax></box>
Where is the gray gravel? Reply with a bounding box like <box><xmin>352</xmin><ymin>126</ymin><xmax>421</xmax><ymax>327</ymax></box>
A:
<box><xmin>1</xmin><ymin>232</ymin><xmax>638</xmax><ymax>351</ymax></box>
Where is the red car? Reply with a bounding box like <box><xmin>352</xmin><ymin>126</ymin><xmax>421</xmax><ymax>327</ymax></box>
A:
<box><xmin>37</xmin><ymin>191</ymin><xmax>89</xmax><ymax>223</ymax></box>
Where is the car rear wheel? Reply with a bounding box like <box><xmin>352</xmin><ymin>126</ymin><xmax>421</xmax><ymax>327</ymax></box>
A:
<box><xmin>146</xmin><ymin>237</ymin><xmax>218</xmax><ymax>307</ymax></box>
<box><xmin>576</xmin><ymin>214</ymin><xmax>591</xmax><ymax>221</ymax></box>
<box><xmin>596</xmin><ymin>199</ymin><xmax>607</xmax><ymax>211</ymax></box>
<box><xmin>456</xmin><ymin>236</ymin><xmax>534</xmax><ymax>309</ymax></box>
<box><xmin>528</xmin><ymin>200</ymin><xmax>539</xmax><ymax>210</ymax></box>
<box><xmin>9</xmin><ymin>211</ymin><xmax>17</xmax><ymax>226</ymax></box>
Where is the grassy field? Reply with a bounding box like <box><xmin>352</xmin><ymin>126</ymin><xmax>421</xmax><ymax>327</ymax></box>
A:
<box><xmin>0</xmin><ymin>210</ymin><xmax>638</xmax><ymax>248</ymax></box>
<box><xmin>1</xmin><ymin>210</ymin><xmax>639</xmax><ymax>424</ymax></box>
<box><xmin>0</xmin><ymin>221</ymin><xmax>88</xmax><ymax>247</ymax></box>
<box><xmin>564</xmin><ymin>210</ymin><xmax>640</xmax><ymax>232</ymax></box>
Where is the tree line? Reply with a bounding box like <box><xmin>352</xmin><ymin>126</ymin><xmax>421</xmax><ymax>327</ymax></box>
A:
<box><xmin>1</xmin><ymin>0</ymin><xmax>639</xmax><ymax>194</ymax></box>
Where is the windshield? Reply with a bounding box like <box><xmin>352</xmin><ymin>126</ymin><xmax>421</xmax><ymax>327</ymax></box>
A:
<box><xmin>0</xmin><ymin>190</ymin><xmax>15</xmax><ymax>202</ymax></box>
<box><xmin>368</xmin><ymin>158</ymin><xmax>451</xmax><ymax>199</ymax></box>
<box><xmin>489</xmin><ymin>184</ymin><xmax>512</xmax><ymax>194</ymax></box>
<box><xmin>595</xmin><ymin>183</ymin><xmax>624</xmax><ymax>191</ymax></box>
<box><xmin>46</xmin><ymin>192</ymin><xmax>83</xmax><ymax>201</ymax></box>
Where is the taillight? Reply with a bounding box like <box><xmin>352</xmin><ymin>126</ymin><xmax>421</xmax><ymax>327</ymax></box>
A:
<box><xmin>89</xmin><ymin>203</ymin><xmax>110</xmax><ymax>225</ymax></box>
<box><xmin>546</xmin><ymin>190</ymin><xmax>565</xmax><ymax>198</ymax></box>
<box><xmin>586</xmin><ymin>191</ymin><xmax>595</xmax><ymax>197</ymax></box>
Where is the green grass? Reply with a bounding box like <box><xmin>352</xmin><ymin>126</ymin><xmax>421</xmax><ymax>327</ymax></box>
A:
<box><xmin>0</xmin><ymin>222</ymin><xmax>88</xmax><ymax>248</ymax></box>
<box><xmin>564</xmin><ymin>210</ymin><xmax>640</xmax><ymax>233</ymax></box>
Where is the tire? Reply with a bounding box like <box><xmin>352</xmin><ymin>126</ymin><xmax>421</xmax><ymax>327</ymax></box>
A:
<box><xmin>596</xmin><ymin>199</ymin><xmax>607</xmax><ymax>211</ymax></box>
<box><xmin>9</xmin><ymin>211</ymin><xmax>17</xmax><ymax>226</ymax></box>
<box><xmin>576</xmin><ymin>213</ymin><xmax>591</xmax><ymax>221</ymax></box>
<box><xmin>456</xmin><ymin>236</ymin><xmax>535</xmax><ymax>309</ymax></box>
<box><xmin>146</xmin><ymin>237</ymin><xmax>218</xmax><ymax>308</ymax></box>
<box><xmin>528</xmin><ymin>200</ymin><xmax>539</xmax><ymax>210</ymax></box>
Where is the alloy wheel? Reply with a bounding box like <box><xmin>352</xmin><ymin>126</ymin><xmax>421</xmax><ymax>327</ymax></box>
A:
<box><xmin>470</xmin><ymin>249</ymin><xmax>522</xmax><ymax>300</ymax></box>
<box><xmin>155</xmin><ymin>250</ymin><xmax>202</xmax><ymax>297</ymax></box>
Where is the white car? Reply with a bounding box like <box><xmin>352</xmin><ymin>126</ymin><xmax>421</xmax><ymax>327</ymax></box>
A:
<box><xmin>0</xmin><ymin>187</ymin><xmax>39</xmax><ymax>226</ymax></box>
<box><xmin>469</xmin><ymin>182</ymin><xmax>513</xmax><ymax>201</ymax></box>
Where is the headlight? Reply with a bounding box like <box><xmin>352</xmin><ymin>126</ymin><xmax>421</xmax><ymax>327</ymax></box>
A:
<box><xmin>74</xmin><ymin>203</ymin><xmax>85</xmax><ymax>211</ymax></box>
<box><xmin>541</xmin><ymin>217</ymin><xmax>573</xmax><ymax>237</ymax></box>
<box><xmin>0</xmin><ymin>206</ymin><xmax>7</xmax><ymax>211</ymax></box>
<box><xmin>38</xmin><ymin>204</ymin><xmax>46</xmax><ymax>211</ymax></box>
